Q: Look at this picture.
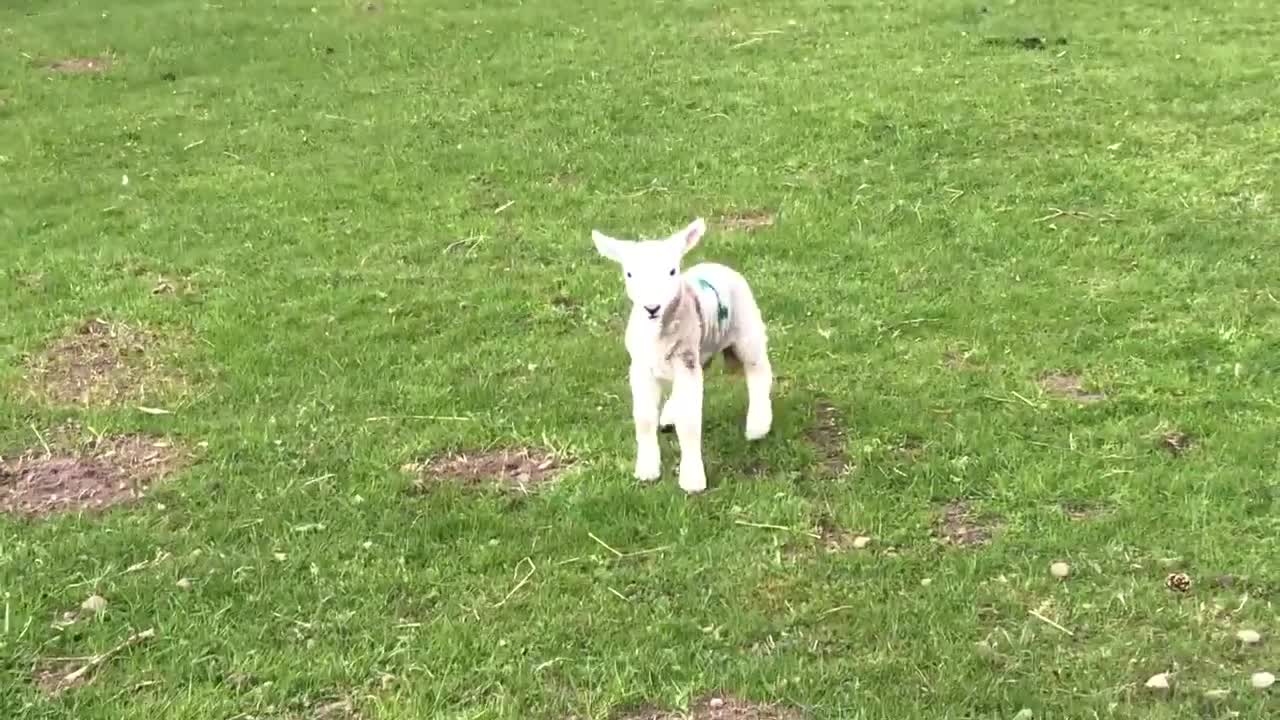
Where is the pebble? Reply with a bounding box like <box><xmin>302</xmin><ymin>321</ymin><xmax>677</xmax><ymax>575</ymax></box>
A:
<box><xmin>1145</xmin><ymin>672</ymin><xmax>1170</xmax><ymax>689</ymax></box>
<box><xmin>176</xmin><ymin>578</ymin><xmax>193</xmax><ymax>591</ymax></box>
<box><xmin>1050</xmin><ymin>561</ymin><xmax>1071</xmax><ymax>579</ymax></box>
<box><xmin>1237</xmin><ymin>629</ymin><xmax>1262</xmax><ymax>645</ymax></box>
<box><xmin>80</xmin><ymin>595</ymin><xmax>108</xmax><ymax>614</ymax></box>
<box><xmin>1251</xmin><ymin>671</ymin><xmax>1275</xmax><ymax>690</ymax></box>
<box><xmin>708</xmin><ymin>698</ymin><xmax>725</xmax><ymax>709</ymax></box>
<box><xmin>851</xmin><ymin>536</ymin><xmax>872</xmax><ymax>549</ymax></box>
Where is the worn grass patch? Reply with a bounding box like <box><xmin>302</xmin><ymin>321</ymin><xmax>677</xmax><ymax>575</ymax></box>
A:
<box><xmin>404</xmin><ymin>446</ymin><xmax>569</xmax><ymax>493</ymax></box>
<box><xmin>933</xmin><ymin>501</ymin><xmax>998</xmax><ymax>548</ymax></box>
<box><xmin>617</xmin><ymin>694</ymin><xmax>803</xmax><ymax>720</ymax></box>
<box><xmin>22</xmin><ymin>317</ymin><xmax>188</xmax><ymax>407</ymax></box>
<box><xmin>805</xmin><ymin>399</ymin><xmax>849</xmax><ymax>477</ymax></box>
<box><xmin>1037</xmin><ymin>372</ymin><xmax>1106</xmax><ymax>404</ymax></box>
<box><xmin>46</xmin><ymin>56</ymin><xmax>112</xmax><ymax>74</ymax></box>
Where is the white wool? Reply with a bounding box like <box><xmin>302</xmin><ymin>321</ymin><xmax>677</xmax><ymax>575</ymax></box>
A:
<box><xmin>592</xmin><ymin>217</ymin><xmax>773</xmax><ymax>493</ymax></box>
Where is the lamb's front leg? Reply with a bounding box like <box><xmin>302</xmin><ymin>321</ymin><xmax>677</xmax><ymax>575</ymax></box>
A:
<box><xmin>629</xmin><ymin>362</ymin><xmax>662</xmax><ymax>481</ymax></box>
<box><xmin>671</xmin><ymin>355</ymin><xmax>707</xmax><ymax>493</ymax></box>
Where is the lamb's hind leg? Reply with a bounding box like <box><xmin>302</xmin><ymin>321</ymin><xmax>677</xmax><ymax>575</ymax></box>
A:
<box><xmin>731</xmin><ymin>301</ymin><xmax>773</xmax><ymax>441</ymax></box>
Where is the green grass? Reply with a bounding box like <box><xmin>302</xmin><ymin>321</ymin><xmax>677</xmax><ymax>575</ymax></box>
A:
<box><xmin>2</xmin><ymin>0</ymin><xmax>1278</xmax><ymax>717</ymax></box>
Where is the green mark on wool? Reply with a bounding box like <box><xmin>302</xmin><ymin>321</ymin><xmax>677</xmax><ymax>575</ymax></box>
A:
<box><xmin>696</xmin><ymin>277</ymin><xmax>730</xmax><ymax>326</ymax></box>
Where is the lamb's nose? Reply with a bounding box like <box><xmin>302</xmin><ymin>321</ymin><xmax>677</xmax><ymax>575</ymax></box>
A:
<box><xmin>644</xmin><ymin>304</ymin><xmax>661</xmax><ymax>317</ymax></box>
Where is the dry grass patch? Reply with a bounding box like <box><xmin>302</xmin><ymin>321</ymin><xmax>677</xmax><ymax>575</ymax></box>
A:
<box><xmin>23</xmin><ymin>317</ymin><xmax>187</xmax><ymax>407</ymax></box>
<box><xmin>1</xmin><ymin>432</ymin><xmax>188</xmax><ymax>517</ymax></box>
<box><xmin>617</xmin><ymin>694</ymin><xmax>803</xmax><ymax>720</ymax></box>
<box><xmin>717</xmin><ymin>210</ymin><xmax>775</xmax><ymax>232</ymax></box>
<box><xmin>404</xmin><ymin>446</ymin><xmax>569</xmax><ymax>493</ymax></box>
<box><xmin>933</xmin><ymin>501</ymin><xmax>998</xmax><ymax>547</ymax></box>
<box><xmin>1038</xmin><ymin>372</ymin><xmax>1106</xmax><ymax>403</ymax></box>
<box><xmin>47</xmin><ymin>57</ymin><xmax>112</xmax><ymax>74</ymax></box>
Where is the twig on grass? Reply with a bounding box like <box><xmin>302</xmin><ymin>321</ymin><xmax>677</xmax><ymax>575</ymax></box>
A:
<box><xmin>29</xmin><ymin>425</ymin><xmax>52</xmax><ymax>457</ymax></box>
<box><xmin>444</xmin><ymin>235</ymin><xmax>485</xmax><ymax>254</ymax></box>
<box><xmin>734</xmin><ymin>519</ymin><xmax>822</xmax><ymax>539</ymax></box>
<box><xmin>731</xmin><ymin>37</ymin><xmax>764</xmax><ymax>50</ymax></box>
<box><xmin>493</xmin><ymin>558</ymin><xmax>536</xmax><ymax>608</ymax></box>
<box><xmin>1028</xmin><ymin>610</ymin><xmax>1074</xmax><ymax>636</ymax></box>
<box><xmin>61</xmin><ymin>628</ymin><xmax>156</xmax><ymax>685</ymax></box>
<box><xmin>607</xmin><ymin>586</ymin><xmax>629</xmax><ymax>601</ymax></box>
<box><xmin>494</xmin><ymin>200</ymin><xmax>515</xmax><ymax>214</ymax></box>
<box><xmin>587</xmin><ymin>532</ymin><xmax>624</xmax><ymax>557</ymax></box>
<box><xmin>586</xmin><ymin>532</ymin><xmax>672</xmax><ymax>560</ymax></box>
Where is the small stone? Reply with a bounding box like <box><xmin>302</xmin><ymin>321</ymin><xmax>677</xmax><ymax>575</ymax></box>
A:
<box><xmin>920</xmin><ymin>578</ymin><xmax>933</xmax><ymax>587</ymax></box>
<box><xmin>1251</xmin><ymin>671</ymin><xmax>1275</xmax><ymax>690</ymax></box>
<box><xmin>1237</xmin><ymin>629</ymin><xmax>1262</xmax><ymax>645</ymax></box>
<box><xmin>708</xmin><ymin>698</ymin><xmax>725</xmax><ymax>709</ymax></box>
<box><xmin>1203</xmin><ymin>689</ymin><xmax>1230</xmax><ymax>700</ymax></box>
<box><xmin>851</xmin><ymin>536</ymin><xmax>872</xmax><ymax>549</ymax></box>
<box><xmin>273</xmin><ymin>552</ymin><xmax>287</xmax><ymax>562</ymax></box>
<box><xmin>1165</xmin><ymin>572</ymin><xmax>1192</xmax><ymax>592</ymax></box>
<box><xmin>1050</xmin><ymin>561</ymin><xmax>1070</xmax><ymax>579</ymax></box>
<box><xmin>176</xmin><ymin>578</ymin><xmax>193</xmax><ymax>591</ymax></box>
<box><xmin>80</xmin><ymin>595</ymin><xmax>108</xmax><ymax>614</ymax></box>
<box><xmin>1012</xmin><ymin>709</ymin><xmax>1033</xmax><ymax>720</ymax></box>
<box><xmin>1145</xmin><ymin>672</ymin><xmax>1171</xmax><ymax>689</ymax></box>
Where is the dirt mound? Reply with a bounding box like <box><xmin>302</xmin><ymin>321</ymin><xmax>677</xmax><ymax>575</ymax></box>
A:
<box><xmin>1</xmin><ymin>434</ymin><xmax>185</xmax><ymax>517</ymax></box>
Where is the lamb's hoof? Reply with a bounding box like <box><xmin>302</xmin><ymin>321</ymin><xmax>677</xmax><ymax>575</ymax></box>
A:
<box><xmin>634</xmin><ymin>461</ymin><xmax>661</xmax><ymax>482</ymax></box>
<box><xmin>745</xmin><ymin>414</ymin><xmax>772</xmax><ymax>441</ymax></box>
<box><xmin>659</xmin><ymin>424</ymin><xmax>675</xmax><ymax>434</ymax></box>
<box><xmin>678</xmin><ymin>470</ymin><xmax>707</xmax><ymax>494</ymax></box>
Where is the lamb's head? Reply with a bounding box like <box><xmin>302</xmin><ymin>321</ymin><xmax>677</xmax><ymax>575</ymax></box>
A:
<box><xmin>591</xmin><ymin>218</ymin><xmax>706</xmax><ymax>321</ymax></box>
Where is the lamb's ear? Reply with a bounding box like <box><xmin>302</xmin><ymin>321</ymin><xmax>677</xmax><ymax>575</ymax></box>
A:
<box><xmin>592</xmin><ymin>230</ymin><xmax>625</xmax><ymax>263</ymax></box>
<box><xmin>672</xmin><ymin>217</ymin><xmax>707</xmax><ymax>254</ymax></box>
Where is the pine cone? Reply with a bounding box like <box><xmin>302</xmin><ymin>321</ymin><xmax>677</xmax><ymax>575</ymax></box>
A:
<box><xmin>1166</xmin><ymin>572</ymin><xmax>1192</xmax><ymax>592</ymax></box>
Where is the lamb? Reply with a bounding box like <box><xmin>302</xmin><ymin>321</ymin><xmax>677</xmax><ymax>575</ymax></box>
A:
<box><xmin>591</xmin><ymin>217</ymin><xmax>774</xmax><ymax>494</ymax></box>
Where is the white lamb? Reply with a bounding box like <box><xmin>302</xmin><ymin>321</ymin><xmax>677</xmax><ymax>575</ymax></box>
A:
<box><xmin>591</xmin><ymin>217</ymin><xmax>773</xmax><ymax>494</ymax></box>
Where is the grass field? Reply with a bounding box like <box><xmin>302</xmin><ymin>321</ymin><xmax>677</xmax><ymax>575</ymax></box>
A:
<box><xmin>2</xmin><ymin>0</ymin><xmax>1278</xmax><ymax>718</ymax></box>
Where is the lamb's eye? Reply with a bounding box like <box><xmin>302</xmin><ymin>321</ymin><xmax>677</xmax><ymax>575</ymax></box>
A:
<box><xmin>625</xmin><ymin>271</ymin><xmax>632</xmax><ymax>278</ymax></box>
<box><xmin>669</xmin><ymin>268</ymin><xmax>677</xmax><ymax>276</ymax></box>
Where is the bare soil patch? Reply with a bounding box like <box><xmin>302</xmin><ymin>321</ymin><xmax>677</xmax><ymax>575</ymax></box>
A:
<box><xmin>33</xmin><ymin>660</ymin><xmax>89</xmax><ymax>696</ymax></box>
<box><xmin>617</xmin><ymin>694</ymin><xmax>803</xmax><ymax>720</ymax></box>
<box><xmin>892</xmin><ymin>433</ymin><xmax>926</xmax><ymax>461</ymax></box>
<box><xmin>717</xmin><ymin>210</ymin><xmax>775</xmax><ymax>232</ymax></box>
<box><xmin>307</xmin><ymin>696</ymin><xmax>362</xmax><ymax>720</ymax></box>
<box><xmin>806</xmin><ymin>400</ymin><xmax>849</xmax><ymax>476</ymax></box>
<box><xmin>1059</xmin><ymin>500</ymin><xmax>1105</xmax><ymax>521</ymax></box>
<box><xmin>933</xmin><ymin>501</ymin><xmax>997</xmax><ymax>547</ymax></box>
<box><xmin>23</xmin><ymin>317</ymin><xmax>186</xmax><ymax>407</ymax></box>
<box><xmin>943</xmin><ymin>349</ymin><xmax>978</xmax><ymax>370</ymax></box>
<box><xmin>1038</xmin><ymin>372</ymin><xmax>1105</xmax><ymax>404</ymax></box>
<box><xmin>404</xmin><ymin>447</ymin><xmax>568</xmax><ymax>493</ymax></box>
<box><xmin>1158</xmin><ymin>431</ymin><xmax>1194</xmax><ymax>456</ymax></box>
<box><xmin>47</xmin><ymin>57</ymin><xmax>112</xmax><ymax>74</ymax></box>
<box><xmin>1</xmin><ymin>433</ymin><xmax>186</xmax><ymax>518</ymax></box>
